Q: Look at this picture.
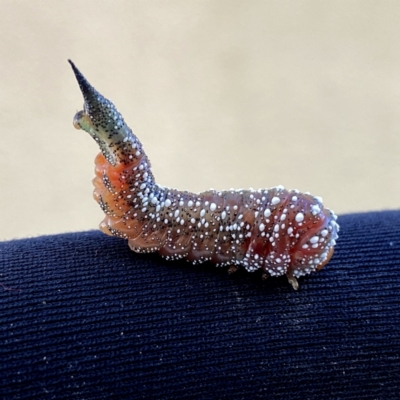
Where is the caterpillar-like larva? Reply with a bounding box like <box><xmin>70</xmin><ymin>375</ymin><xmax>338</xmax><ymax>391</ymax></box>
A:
<box><xmin>69</xmin><ymin>60</ymin><xmax>339</xmax><ymax>290</ymax></box>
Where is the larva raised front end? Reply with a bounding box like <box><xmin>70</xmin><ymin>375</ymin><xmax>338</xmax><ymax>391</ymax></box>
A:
<box><xmin>69</xmin><ymin>60</ymin><xmax>339</xmax><ymax>290</ymax></box>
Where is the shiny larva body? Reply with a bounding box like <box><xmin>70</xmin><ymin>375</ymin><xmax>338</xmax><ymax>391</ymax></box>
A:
<box><xmin>69</xmin><ymin>60</ymin><xmax>339</xmax><ymax>289</ymax></box>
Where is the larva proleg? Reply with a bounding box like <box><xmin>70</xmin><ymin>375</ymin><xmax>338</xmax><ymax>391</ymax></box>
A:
<box><xmin>69</xmin><ymin>60</ymin><xmax>339</xmax><ymax>290</ymax></box>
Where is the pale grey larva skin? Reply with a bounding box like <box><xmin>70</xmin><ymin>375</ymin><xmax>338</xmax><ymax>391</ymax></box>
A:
<box><xmin>69</xmin><ymin>60</ymin><xmax>339</xmax><ymax>289</ymax></box>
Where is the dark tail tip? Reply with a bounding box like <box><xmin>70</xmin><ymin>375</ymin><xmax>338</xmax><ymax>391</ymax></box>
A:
<box><xmin>68</xmin><ymin>59</ymin><xmax>96</xmax><ymax>99</ymax></box>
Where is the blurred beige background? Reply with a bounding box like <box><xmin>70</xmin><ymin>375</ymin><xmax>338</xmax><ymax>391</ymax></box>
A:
<box><xmin>1</xmin><ymin>0</ymin><xmax>400</xmax><ymax>241</ymax></box>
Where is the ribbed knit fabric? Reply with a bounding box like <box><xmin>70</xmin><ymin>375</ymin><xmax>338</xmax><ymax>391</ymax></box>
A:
<box><xmin>1</xmin><ymin>210</ymin><xmax>399</xmax><ymax>399</ymax></box>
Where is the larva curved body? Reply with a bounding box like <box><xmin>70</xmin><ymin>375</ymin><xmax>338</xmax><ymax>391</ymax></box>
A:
<box><xmin>69</xmin><ymin>60</ymin><xmax>339</xmax><ymax>289</ymax></box>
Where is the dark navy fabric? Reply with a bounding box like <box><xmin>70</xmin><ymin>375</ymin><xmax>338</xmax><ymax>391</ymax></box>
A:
<box><xmin>1</xmin><ymin>210</ymin><xmax>399</xmax><ymax>399</ymax></box>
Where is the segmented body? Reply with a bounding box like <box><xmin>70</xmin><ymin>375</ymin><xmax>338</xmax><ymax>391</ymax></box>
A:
<box><xmin>70</xmin><ymin>60</ymin><xmax>339</xmax><ymax>288</ymax></box>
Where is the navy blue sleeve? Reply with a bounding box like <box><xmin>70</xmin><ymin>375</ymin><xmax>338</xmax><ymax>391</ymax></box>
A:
<box><xmin>1</xmin><ymin>210</ymin><xmax>399</xmax><ymax>399</ymax></box>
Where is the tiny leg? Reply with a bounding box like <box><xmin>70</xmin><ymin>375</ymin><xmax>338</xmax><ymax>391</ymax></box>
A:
<box><xmin>228</xmin><ymin>266</ymin><xmax>239</xmax><ymax>275</ymax></box>
<box><xmin>261</xmin><ymin>273</ymin><xmax>269</xmax><ymax>281</ymax></box>
<box><xmin>287</xmin><ymin>275</ymin><xmax>299</xmax><ymax>290</ymax></box>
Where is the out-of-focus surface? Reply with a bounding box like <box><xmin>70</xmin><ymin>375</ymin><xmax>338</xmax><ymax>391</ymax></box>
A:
<box><xmin>1</xmin><ymin>0</ymin><xmax>400</xmax><ymax>240</ymax></box>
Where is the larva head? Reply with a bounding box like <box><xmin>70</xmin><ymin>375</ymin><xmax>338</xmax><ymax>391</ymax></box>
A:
<box><xmin>69</xmin><ymin>60</ymin><xmax>135</xmax><ymax>165</ymax></box>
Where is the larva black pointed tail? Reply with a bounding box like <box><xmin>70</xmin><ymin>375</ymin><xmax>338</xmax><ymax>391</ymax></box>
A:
<box><xmin>68</xmin><ymin>59</ymin><xmax>99</xmax><ymax>104</ymax></box>
<box><xmin>69</xmin><ymin>60</ymin><xmax>143</xmax><ymax>166</ymax></box>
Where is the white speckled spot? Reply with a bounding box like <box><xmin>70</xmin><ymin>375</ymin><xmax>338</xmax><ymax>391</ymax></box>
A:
<box><xmin>311</xmin><ymin>204</ymin><xmax>321</xmax><ymax>215</ymax></box>
<box><xmin>310</xmin><ymin>236</ymin><xmax>319</xmax><ymax>244</ymax></box>
<box><xmin>264</xmin><ymin>208</ymin><xmax>271</xmax><ymax>218</ymax></box>
<box><xmin>271</xmin><ymin>197</ymin><xmax>280</xmax><ymax>205</ymax></box>
<box><xmin>295</xmin><ymin>212</ymin><xmax>304</xmax><ymax>223</ymax></box>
